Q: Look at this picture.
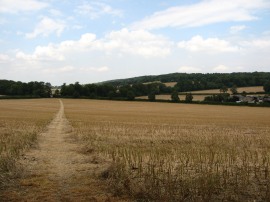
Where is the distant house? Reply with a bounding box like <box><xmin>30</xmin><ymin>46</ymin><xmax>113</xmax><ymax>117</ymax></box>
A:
<box><xmin>232</xmin><ymin>95</ymin><xmax>263</xmax><ymax>103</ymax></box>
<box><xmin>232</xmin><ymin>95</ymin><xmax>245</xmax><ymax>101</ymax></box>
<box><xmin>242</xmin><ymin>96</ymin><xmax>256</xmax><ymax>103</ymax></box>
<box><xmin>232</xmin><ymin>94</ymin><xmax>268</xmax><ymax>103</ymax></box>
<box><xmin>263</xmin><ymin>97</ymin><xmax>270</xmax><ymax>103</ymax></box>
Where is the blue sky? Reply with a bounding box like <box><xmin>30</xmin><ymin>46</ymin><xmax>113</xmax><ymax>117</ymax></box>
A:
<box><xmin>1</xmin><ymin>0</ymin><xmax>270</xmax><ymax>85</ymax></box>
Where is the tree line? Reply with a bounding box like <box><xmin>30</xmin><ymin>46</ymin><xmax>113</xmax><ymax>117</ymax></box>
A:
<box><xmin>60</xmin><ymin>82</ymin><xmax>173</xmax><ymax>100</ymax></box>
<box><xmin>1</xmin><ymin>71</ymin><xmax>270</xmax><ymax>101</ymax></box>
<box><xmin>60</xmin><ymin>81</ymin><xmax>195</xmax><ymax>102</ymax></box>
<box><xmin>105</xmin><ymin>72</ymin><xmax>270</xmax><ymax>92</ymax></box>
<box><xmin>0</xmin><ymin>80</ymin><xmax>52</xmax><ymax>97</ymax></box>
<box><xmin>59</xmin><ymin>80</ymin><xmax>270</xmax><ymax>103</ymax></box>
<box><xmin>60</xmin><ymin>72</ymin><xmax>270</xmax><ymax>100</ymax></box>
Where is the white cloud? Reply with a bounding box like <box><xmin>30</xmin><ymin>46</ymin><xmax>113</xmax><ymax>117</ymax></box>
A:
<box><xmin>230</xmin><ymin>25</ymin><xmax>247</xmax><ymax>34</ymax></box>
<box><xmin>131</xmin><ymin>0</ymin><xmax>270</xmax><ymax>30</ymax></box>
<box><xmin>25</xmin><ymin>16</ymin><xmax>66</xmax><ymax>39</ymax></box>
<box><xmin>0</xmin><ymin>0</ymin><xmax>48</xmax><ymax>13</ymax></box>
<box><xmin>178</xmin><ymin>35</ymin><xmax>239</xmax><ymax>53</ymax></box>
<box><xmin>43</xmin><ymin>66</ymin><xmax>75</xmax><ymax>73</ymax></box>
<box><xmin>75</xmin><ymin>2</ymin><xmax>122</xmax><ymax>19</ymax></box>
<box><xmin>0</xmin><ymin>54</ymin><xmax>11</xmax><ymax>63</ymax></box>
<box><xmin>101</xmin><ymin>29</ymin><xmax>172</xmax><ymax>57</ymax></box>
<box><xmin>16</xmin><ymin>43</ymin><xmax>65</xmax><ymax>61</ymax></box>
<box><xmin>213</xmin><ymin>65</ymin><xmax>230</xmax><ymax>72</ymax></box>
<box><xmin>48</xmin><ymin>9</ymin><xmax>63</xmax><ymax>17</ymax></box>
<box><xmin>262</xmin><ymin>30</ymin><xmax>270</xmax><ymax>36</ymax></box>
<box><xmin>241</xmin><ymin>39</ymin><xmax>270</xmax><ymax>48</ymax></box>
<box><xmin>42</xmin><ymin>66</ymin><xmax>109</xmax><ymax>74</ymax></box>
<box><xmin>79</xmin><ymin>66</ymin><xmax>109</xmax><ymax>72</ymax></box>
<box><xmin>178</xmin><ymin>66</ymin><xmax>201</xmax><ymax>73</ymax></box>
<box><xmin>19</xmin><ymin>29</ymin><xmax>172</xmax><ymax>60</ymax></box>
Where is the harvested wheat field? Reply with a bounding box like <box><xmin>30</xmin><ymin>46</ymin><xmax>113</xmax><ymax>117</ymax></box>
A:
<box><xmin>0</xmin><ymin>99</ymin><xmax>58</xmax><ymax>177</ymax></box>
<box><xmin>163</xmin><ymin>82</ymin><xmax>177</xmax><ymax>87</ymax></box>
<box><xmin>189</xmin><ymin>86</ymin><xmax>264</xmax><ymax>94</ymax></box>
<box><xmin>1</xmin><ymin>99</ymin><xmax>270</xmax><ymax>201</ymax></box>
<box><xmin>0</xmin><ymin>99</ymin><xmax>127</xmax><ymax>201</ymax></box>
<box><xmin>63</xmin><ymin>99</ymin><xmax>270</xmax><ymax>201</ymax></box>
<box><xmin>0</xmin><ymin>99</ymin><xmax>58</xmax><ymax>198</ymax></box>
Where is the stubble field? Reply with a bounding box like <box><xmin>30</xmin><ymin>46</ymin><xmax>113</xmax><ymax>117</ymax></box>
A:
<box><xmin>0</xmin><ymin>99</ymin><xmax>58</xmax><ymax>187</ymax></box>
<box><xmin>63</xmin><ymin>99</ymin><xmax>270</xmax><ymax>201</ymax></box>
<box><xmin>1</xmin><ymin>99</ymin><xmax>270</xmax><ymax>201</ymax></box>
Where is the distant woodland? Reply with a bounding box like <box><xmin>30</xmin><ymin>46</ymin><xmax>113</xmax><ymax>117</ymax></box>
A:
<box><xmin>61</xmin><ymin>72</ymin><xmax>270</xmax><ymax>99</ymax></box>
<box><xmin>0</xmin><ymin>80</ymin><xmax>52</xmax><ymax>97</ymax></box>
<box><xmin>1</xmin><ymin>72</ymin><xmax>270</xmax><ymax>99</ymax></box>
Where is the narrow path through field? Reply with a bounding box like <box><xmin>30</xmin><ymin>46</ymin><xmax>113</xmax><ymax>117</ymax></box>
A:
<box><xmin>2</xmin><ymin>100</ymin><xmax>118</xmax><ymax>201</ymax></box>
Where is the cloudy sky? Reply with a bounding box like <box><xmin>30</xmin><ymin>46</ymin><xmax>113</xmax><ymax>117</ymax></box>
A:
<box><xmin>1</xmin><ymin>0</ymin><xmax>270</xmax><ymax>85</ymax></box>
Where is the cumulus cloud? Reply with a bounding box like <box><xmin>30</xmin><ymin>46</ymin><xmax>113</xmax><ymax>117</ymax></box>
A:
<box><xmin>26</xmin><ymin>16</ymin><xmax>66</xmax><ymax>39</ymax></box>
<box><xmin>101</xmin><ymin>29</ymin><xmax>172</xmax><ymax>57</ymax></box>
<box><xmin>16</xmin><ymin>44</ymin><xmax>65</xmax><ymax>61</ymax></box>
<box><xmin>0</xmin><ymin>0</ymin><xmax>48</xmax><ymax>13</ymax></box>
<box><xmin>131</xmin><ymin>0</ymin><xmax>270</xmax><ymax>30</ymax></box>
<box><xmin>230</xmin><ymin>25</ymin><xmax>247</xmax><ymax>34</ymax></box>
<box><xmin>75</xmin><ymin>2</ymin><xmax>122</xmax><ymax>19</ymax></box>
<box><xmin>19</xmin><ymin>29</ymin><xmax>172</xmax><ymax>61</ymax></box>
<box><xmin>178</xmin><ymin>66</ymin><xmax>202</xmax><ymax>73</ymax></box>
<box><xmin>178</xmin><ymin>35</ymin><xmax>239</xmax><ymax>53</ymax></box>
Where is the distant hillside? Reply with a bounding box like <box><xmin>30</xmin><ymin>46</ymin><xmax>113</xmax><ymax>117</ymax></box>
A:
<box><xmin>103</xmin><ymin>72</ymin><xmax>270</xmax><ymax>90</ymax></box>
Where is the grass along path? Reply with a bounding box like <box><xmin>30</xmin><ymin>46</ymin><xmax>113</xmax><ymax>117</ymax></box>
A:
<box><xmin>1</xmin><ymin>100</ymin><xmax>123</xmax><ymax>201</ymax></box>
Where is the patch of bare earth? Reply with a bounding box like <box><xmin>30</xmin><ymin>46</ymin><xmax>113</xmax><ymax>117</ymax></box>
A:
<box><xmin>1</xmin><ymin>100</ymin><xmax>127</xmax><ymax>202</ymax></box>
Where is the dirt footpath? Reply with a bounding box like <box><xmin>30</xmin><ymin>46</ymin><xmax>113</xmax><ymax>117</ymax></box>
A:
<box><xmin>1</xmin><ymin>100</ymin><xmax>125</xmax><ymax>202</ymax></box>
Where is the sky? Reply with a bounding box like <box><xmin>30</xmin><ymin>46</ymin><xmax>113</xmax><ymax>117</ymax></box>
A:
<box><xmin>0</xmin><ymin>0</ymin><xmax>270</xmax><ymax>85</ymax></box>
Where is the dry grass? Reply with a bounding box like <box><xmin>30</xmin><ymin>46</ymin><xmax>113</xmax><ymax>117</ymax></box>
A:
<box><xmin>0</xmin><ymin>99</ymin><xmax>58</xmax><ymax>187</ymax></box>
<box><xmin>143</xmin><ymin>81</ymin><xmax>176</xmax><ymax>87</ymax></box>
<box><xmin>63</xmin><ymin>99</ymin><xmax>270</xmax><ymax>201</ymax></box>
<box><xmin>164</xmin><ymin>82</ymin><xmax>177</xmax><ymax>87</ymax></box>
<box><xmin>189</xmin><ymin>86</ymin><xmax>264</xmax><ymax>94</ymax></box>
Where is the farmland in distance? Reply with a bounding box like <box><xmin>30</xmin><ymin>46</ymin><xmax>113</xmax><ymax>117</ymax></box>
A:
<box><xmin>63</xmin><ymin>99</ymin><xmax>270</xmax><ymax>201</ymax></box>
<box><xmin>137</xmin><ymin>86</ymin><xmax>265</xmax><ymax>101</ymax></box>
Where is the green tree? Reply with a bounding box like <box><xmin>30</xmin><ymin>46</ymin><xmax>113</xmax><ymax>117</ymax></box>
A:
<box><xmin>204</xmin><ymin>93</ymin><xmax>229</xmax><ymax>102</ymax></box>
<box><xmin>72</xmin><ymin>91</ymin><xmax>80</xmax><ymax>98</ymax></box>
<box><xmin>148</xmin><ymin>91</ymin><xmax>156</xmax><ymax>102</ymax></box>
<box><xmin>108</xmin><ymin>91</ymin><xmax>116</xmax><ymax>99</ymax></box>
<box><xmin>230</xmin><ymin>85</ymin><xmax>238</xmax><ymax>94</ymax></box>
<box><xmin>264</xmin><ymin>81</ymin><xmax>270</xmax><ymax>93</ymax></box>
<box><xmin>185</xmin><ymin>93</ymin><xmax>193</xmax><ymax>103</ymax></box>
<box><xmin>74</xmin><ymin>82</ymin><xmax>82</xmax><ymax>95</ymax></box>
<box><xmin>54</xmin><ymin>89</ymin><xmax>60</xmax><ymax>97</ymax></box>
<box><xmin>127</xmin><ymin>91</ymin><xmax>135</xmax><ymax>101</ymax></box>
<box><xmin>220</xmin><ymin>86</ymin><xmax>228</xmax><ymax>93</ymax></box>
<box><xmin>171</xmin><ymin>91</ymin><xmax>180</xmax><ymax>102</ymax></box>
